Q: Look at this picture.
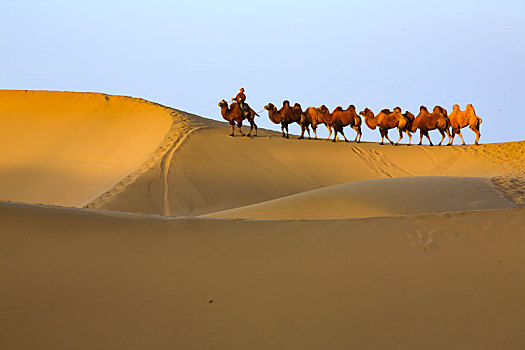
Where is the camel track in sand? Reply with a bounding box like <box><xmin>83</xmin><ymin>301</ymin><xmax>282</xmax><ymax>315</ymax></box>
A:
<box><xmin>466</xmin><ymin>141</ymin><xmax>525</xmax><ymax>208</ymax></box>
<box><xmin>85</xmin><ymin>107</ymin><xmax>212</xmax><ymax>210</ymax></box>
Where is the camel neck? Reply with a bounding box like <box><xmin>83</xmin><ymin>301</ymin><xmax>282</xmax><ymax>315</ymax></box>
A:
<box><xmin>268</xmin><ymin>109</ymin><xmax>281</xmax><ymax>124</ymax></box>
<box><xmin>365</xmin><ymin>113</ymin><xmax>378</xmax><ymax>130</ymax></box>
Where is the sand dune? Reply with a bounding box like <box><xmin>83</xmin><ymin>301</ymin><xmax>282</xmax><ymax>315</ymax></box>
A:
<box><xmin>93</xmin><ymin>127</ymin><xmax>521</xmax><ymax>217</ymax></box>
<box><xmin>0</xmin><ymin>90</ymin><xmax>176</xmax><ymax>206</ymax></box>
<box><xmin>1</xmin><ymin>201</ymin><xmax>524</xmax><ymax>349</ymax></box>
<box><xmin>1</xmin><ymin>91</ymin><xmax>525</xmax><ymax>349</ymax></box>
<box><xmin>2</xmin><ymin>90</ymin><xmax>523</xmax><ymax>218</ymax></box>
<box><xmin>206</xmin><ymin>176</ymin><xmax>516</xmax><ymax>219</ymax></box>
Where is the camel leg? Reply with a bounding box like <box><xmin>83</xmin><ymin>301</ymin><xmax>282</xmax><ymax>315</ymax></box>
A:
<box><xmin>424</xmin><ymin>132</ymin><xmax>433</xmax><ymax>146</ymax></box>
<box><xmin>380</xmin><ymin>129</ymin><xmax>385</xmax><ymax>145</ymax></box>
<box><xmin>246</xmin><ymin>119</ymin><xmax>253</xmax><ymax>137</ymax></box>
<box><xmin>418</xmin><ymin>131</ymin><xmax>423</xmax><ymax>145</ymax></box>
<box><xmin>384</xmin><ymin>130</ymin><xmax>394</xmax><ymax>145</ymax></box>
<box><xmin>446</xmin><ymin>128</ymin><xmax>451</xmax><ymax>145</ymax></box>
<box><xmin>341</xmin><ymin>129</ymin><xmax>348</xmax><ymax>143</ymax></box>
<box><xmin>326</xmin><ymin>126</ymin><xmax>332</xmax><ymax>141</ymax></box>
<box><xmin>298</xmin><ymin>125</ymin><xmax>305</xmax><ymax>140</ymax></box>
<box><xmin>281</xmin><ymin>124</ymin><xmax>286</xmax><ymax>138</ymax></box>
<box><xmin>438</xmin><ymin>129</ymin><xmax>445</xmax><ymax>146</ymax></box>
<box><xmin>237</xmin><ymin>121</ymin><xmax>245</xmax><ymax>136</ymax></box>
<box><xmin>470</xmin><ymin>124</ymin><xmax>481</xmax><ymax>145</ymax></box>
<box><xmin>307</xmin><ymin>126</ymin><xmax>311</xmax><ymax>140</ymax></box>
<box><xmin>313</xmin><ymin>126</ymin><xmax>318</xmax><ymax>140</ymax></box>
<box><xmin>352</xmin><ymin>126</ymin><xmax>361</xmax><ymax>142</ymax></box>
<box><xmin>230</xmin><ymin>123</ymin><xmax>235</xmax><ymax>136</ymax></box>
<box><xmin>284</xmin><ymin>124</ymin><xmax>290</xmax><ymax>139</ymax></box>
<box><xmin>458</xmin><ymin>130</ymin><xmax>466</xmax><ymax>145</ymax></box>
<box><xmin>406</xmin><ymin>131</ymin><xmax>412</xmax><ymax>145</ymax></box>
<box><xmin>253</xmin><ymin>121</ymin><xmax>257</xmax><ymax>136</ymax></box>
<box><xmin>448</xmin><ymin>131</ymin><xmax>454</xmax><ymax>146</ymax></box>
<box><xmin>394</xmin><ymin>128</ymin><xmax>403</xmax><ymax>146</ymax></box>
<box><xmin>449</xmin><ymin>128</ymin><xmax>458</xmax><ymax>146</ymax></box>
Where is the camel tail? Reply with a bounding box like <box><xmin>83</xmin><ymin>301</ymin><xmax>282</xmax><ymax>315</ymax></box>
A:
<box><xmin>477</xmin><ymin>116</ymin><xmax>483</xmax><ymax>124</ymax></box>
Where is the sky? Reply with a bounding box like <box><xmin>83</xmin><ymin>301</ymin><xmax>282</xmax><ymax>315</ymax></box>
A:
<box><xmin>2</xmin><ymin>0</ymin><xmax>524</xmax><ymax>144</ymax></box>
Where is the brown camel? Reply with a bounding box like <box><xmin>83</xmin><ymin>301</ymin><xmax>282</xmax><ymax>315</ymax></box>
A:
<box><xmin>410</xmin><ymin>106</ymin><xmax>451</xmax><ymax>146</ymax></box>
<box><xmin>302</xmin><ymin>105</ymin><xmax>334</xmax><ymax>140</ymax></box>
<box><xmin>330</xmin><ymin>105</ymin><xmax>362</xmax><ymax>143</ymax></box>
<box><xmin>399</xmin><ymin>108</ymin><xmax>415</xmax><ymax>145</ymax></box>
<box><xmin>447</xmin><ymin>104</ymin><xmax>482</xmax><ymax>145</ymax></box>
<box><xmin>264</xmin><ymin>101</ymin><xmax>302</xmax><ymax>138</ymax></box>
<box><xmin>359</xmin><ymin>107</ymin><xmax>411</xmax><ymax>145</ymax></box>
<box><xmin>218</xmin><ymin>99</ymin><xmax>258</xmax><ymax>136</ymax></box>
<box><xmin>292</xmin><ymin>103</ymin><xmax>311</xmax><ymax>139</ymax></box>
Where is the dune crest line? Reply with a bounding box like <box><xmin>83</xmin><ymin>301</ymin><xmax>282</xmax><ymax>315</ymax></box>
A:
<box><xmin>85</xmin><ymin>107</ymin><xmax>210</xmax><ymax>210</ymax></box>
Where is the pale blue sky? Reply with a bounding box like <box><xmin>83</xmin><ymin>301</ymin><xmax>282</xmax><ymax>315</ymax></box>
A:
<box><xmin>2</xmin><ymin>0</ymin><xmax>524</xmax><ymax>143</ymax></box>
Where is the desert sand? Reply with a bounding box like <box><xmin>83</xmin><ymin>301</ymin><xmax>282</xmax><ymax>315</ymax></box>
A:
<box><xmin>1</xmin><ymin>90</ymin><xmax>524</xmax><ymax>349</ymax></box>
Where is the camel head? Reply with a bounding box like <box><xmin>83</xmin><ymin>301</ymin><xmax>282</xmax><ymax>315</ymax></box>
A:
<box><xmin>360</xmin><ymin>108</ymin><xmax>377</xmax><ymax>130</ymax></box>
<box><xmin>404</xmin><ymin>111</ymin><xmax>414</xmax><ymax>120</ymax></box>
<box><xmin>359</xmin><ymin>108</ymin><xmax>373</xmax><ymax>117</ymax></box>
<box><xmin>218</xmin><ymin>99</ymin><xmax>228</xmax><ymax>108</ymax></box>
<box><xmin>264</xmin><ymin>103</ymin><xmax>276</xmax><ymax>112</ymax></box>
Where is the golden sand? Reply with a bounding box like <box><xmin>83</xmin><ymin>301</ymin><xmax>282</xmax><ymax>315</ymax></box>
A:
<box><xmin>0</xmin><ymin>91</ymin><xmax>524</xmax><ymax>349</ymax></box>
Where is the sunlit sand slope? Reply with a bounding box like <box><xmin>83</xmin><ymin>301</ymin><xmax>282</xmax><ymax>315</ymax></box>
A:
<box><xmin>1</xmin><ymin>201</ymin><xmax>524</xmax><ymax>349</ymax></box>
<box><xmin>0</xmin><ymin>90</ymin><xmax>176</xmax><ymax>207</ymax></box>
<box><xmin>206</xmin><ymin>176</ymin><xmax>515</xmax><ymax>219</ymax></box>
<box><xmin>95</xmin><ymin>127</ymin><xmax>523</xmax><ymax>217</ymax></box>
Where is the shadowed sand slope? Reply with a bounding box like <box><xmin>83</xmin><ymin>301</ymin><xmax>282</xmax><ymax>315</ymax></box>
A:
<box><xmin>0</xmin><ymin>90</ymin><xmax>177</xmax><ymax>207</ymax></box>
<box><xmin>1</xmin><ymin>201</ymin><xmax>524</xmax><ymax>349</ymax></box>
<box><xmin>95</xmin><ymin>127</ymin><xmax>522</xmax><ymax>217</ymax></box>
<box><xmin>205</xmin><ymin>176</ymin><xmax>516</xmax><ymax>219</ymax></box>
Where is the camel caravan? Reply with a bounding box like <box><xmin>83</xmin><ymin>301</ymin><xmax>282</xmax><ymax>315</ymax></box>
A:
<box><xmin>219</xmin><ymin>90</ymin><xmax>482</xmax><ymax>145</ymax></box>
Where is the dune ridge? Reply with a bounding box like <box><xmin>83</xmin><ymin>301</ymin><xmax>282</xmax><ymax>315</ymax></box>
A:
<box><xmin>96</xmin><ymin>127</ymin><xmax>523</xmax><ymax>217</ymax></box>
<box><xmin>205</xmin><ymin>176</ymin><xmax>516</xmax><ymax>219</ymax></box>
<box><xmin>84</xmin><ymin>108</ymin><xmax>216</xmax><ymax>211</ymax></box>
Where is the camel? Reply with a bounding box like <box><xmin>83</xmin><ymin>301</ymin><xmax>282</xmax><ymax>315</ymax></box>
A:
<box><xmin>447</xmin><ymin>104</ymin><xmax>482</xmax><ymax>145</ymax></box>
<box><xmin>264</xmin><ymin>101</ymin><xmax>302</xmax><ymax>138</ymax></box>
<box><xmin>410</xmin><ymin>106</ymin><xmax>451</xmax><ymax>146</ymax></box>
<box><xmin>292</xmin><ymin>103</ymin><xmax>311</xmax><ymax>139</ymax></box>
<box><xmin>400</xmin><ymin>109</ymin><xmax>415</xmax><ymax>145</ymax></box>
<box><xmin>302</xmin><ymin>105</ymin><xmax>334</xmax><ymax>140</ymax></box>
<box><xmin>359</xmin><ymin>107</ymin><xmax>411</xmax><ymax>145</ymax></box>
<box><xmin>218</xmin><ymin>100</ymin><xmax>258</xmax><ymax>136</ymax></box>
<box><xmin>330</xmin><ymin>105</ymin><xmax>362</xmax><ymax>142</ymax></box>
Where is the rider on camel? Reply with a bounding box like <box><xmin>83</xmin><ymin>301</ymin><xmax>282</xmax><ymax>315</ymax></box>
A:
<box><xmin>232</xmin><ymin>88</ymin><xmax>250</xmax><ymax>117</ymax></box>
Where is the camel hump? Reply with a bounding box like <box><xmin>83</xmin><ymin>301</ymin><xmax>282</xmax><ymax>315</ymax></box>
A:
<box><xmin>334</xmin><ymin>106</ymin><xmax>343</xmax><ymax>111</ymax></box>
<box><xmin>381</xmin><ymin>108</ymin><xmax>391</xmax><ymax>114</ymax></box>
